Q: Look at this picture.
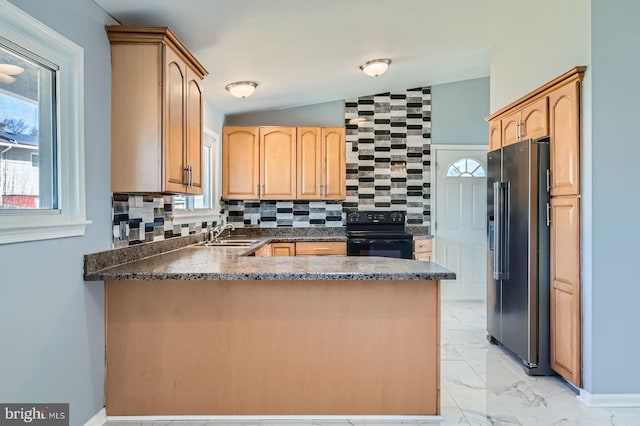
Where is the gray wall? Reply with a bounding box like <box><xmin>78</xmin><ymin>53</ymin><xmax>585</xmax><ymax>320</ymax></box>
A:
<box><xmin>0</xmin><ymin>0</ymin><xmax>114</xmax><ymax>423</ymax></box>
<box><xmin>430</xmin><ymin>77</ymin><xmax>489</xmax><ymax>145</ymax></box>
<box><xmin>225</xmin><ymin>100</ymin><xmax>344</xmax><ymax>126</ymax></box>
<box><xmin>590</xmin><ymin>0</ymin><xmax>640</xmax><ymax>394</ymax></box>
<box><xmin>204</xmin><ymin>98</ymin><xmax>226</xmax><ymax>136</ymax></box>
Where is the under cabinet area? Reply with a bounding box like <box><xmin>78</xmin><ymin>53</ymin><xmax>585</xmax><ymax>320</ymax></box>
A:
<box><xmin>223</xmin><ymin>126</ymin><xmax>345</xmax><ymax>201</ymax></box>
<box><xmin>107</xmin><ymin>26</ymin><xmax>208</xmax><ymax>194</ymax></box>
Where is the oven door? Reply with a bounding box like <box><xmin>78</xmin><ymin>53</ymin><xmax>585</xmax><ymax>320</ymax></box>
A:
<box><xmin>347</xmin><ymin>238</ymin><xmax>413</xmax><ymax>259</ymax></box>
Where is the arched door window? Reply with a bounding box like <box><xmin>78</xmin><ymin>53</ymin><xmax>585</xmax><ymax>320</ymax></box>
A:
<box><xmin>446</xmin><ymin>158</ymin><xmax>486</xmax><ymax>177</ymax></box>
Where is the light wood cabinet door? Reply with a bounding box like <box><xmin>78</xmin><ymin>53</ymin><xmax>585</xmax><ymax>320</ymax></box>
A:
<box><xmin>260</xmin><ymin>127</ymin><xmax>297</xmax><ymax>200</ymax></box>
<box><xmin>223</xmin><ymin>127</ymin><xmax>260</xmax><ymax>199</ymax></box>
<box><xmin>271</xmin><ymin>242</ymin><xmax>296</xmax><ymax>257</ymax></box>
<box><xmin>549</xmin><ymin>79</ymin><xmax>581</xmax><ymax>196</ymax></box>
<box><xmin>501</xmin><ymin>110</ymin><xmax>521</xmax><ymax>147</ymax></box>
<box><xmin>521</xmin><ymin>97</ymin><xmax>548</xmax><ymax>140</ymax></box>
<box><xmin>164</xmin><ymin>47</ymin><xmax>187</xmax><ymax>193</ymax></box>
<box><xmin>550</xmin><ymin>195</ymin><xmax>581</xmax><ymax>387</ymax></box>
<box><xmin>414</xmin><ymin>239</ymin><xmax>433</xmax><ymax>261</ymax></box>
<box><xmin>489</xmin><ymin>120</ymin><xmax>502</xmax><ymax>151</ymax></box>
<box><xmin>185</xmin><ymin>66</ymin><xmax>203</xmax><ymax>194</ymax></box>
<box><xmin>297</xmin><ymin>127</ymin><xmax>322</xmax><ymax>199</ymax></box>
<box><xmin>322</xmin><ymin>127</ymin><xmax>346</xmax><ymax>200</ymax></box>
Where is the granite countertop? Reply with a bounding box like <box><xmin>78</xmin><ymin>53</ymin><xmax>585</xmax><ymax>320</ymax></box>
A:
<box><xmin>85</xmin><ymin>233</ymin><xmax>453</xmax><ymax>282</ymax></box>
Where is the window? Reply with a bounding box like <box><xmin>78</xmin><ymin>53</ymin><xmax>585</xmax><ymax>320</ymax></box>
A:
<box><xmin>0</xmin><ymin>0</ymin><xmax>88</xmax><ymax>244</ymax></box>
<box><xmin>446</xmin><ymin>158</ymin><xmax>486</xmax><ymax>178</ymax></box>
<box><xmin>172</xmin><ymin>128</ymin><xmax>221</xmax><ymax>224</ymax></box>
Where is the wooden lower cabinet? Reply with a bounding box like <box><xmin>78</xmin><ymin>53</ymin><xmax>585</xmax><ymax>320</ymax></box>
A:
<box><xmin>254</xmin><ymin>244</ymin><xmax>272</xmax><ymax>257</ymax></box>
<box><xmin>271</xmin><ymin>242</ymin><xmax>296</xmax><ymax>257</ymax></box>
<box><xmin>414</xmin><ymin>239</ymin><xmax>433</xmax><ymax>261</ymax></box>
<box><xmin>105</xmin><ymin>279</ymin><xmax>441</xmax><ymax>415</ymax></box>
<box><xmin>295</xmin><ymin>241</ymin><xmax>347</xmax><ymax>256</ymax></box>
<box><xmin>550</xmin><ymin>195</ymin><xmax>581</xmax><ymax>387</ymax></box>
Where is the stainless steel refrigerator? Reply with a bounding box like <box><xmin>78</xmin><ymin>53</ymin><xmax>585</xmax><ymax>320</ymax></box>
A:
<box><xmin>487</xmin><ymin>138</ymin><xmax>552</xmax><ymax>375</ymax></box>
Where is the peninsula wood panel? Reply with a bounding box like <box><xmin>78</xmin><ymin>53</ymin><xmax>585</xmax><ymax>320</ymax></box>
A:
<box><xmin>297</xmin><ymin>127</ymin><xmax>322</xmax><ymax>199</ymax></box>
<box><xmin>223</xmin><ymin>126</ymin><xmax>260</xmax><ymax>199</ymax></box>
<box><xmin>550</xmin><ymin>195</ymin><xmax>581</xmax><ymax>387</ymax></box>
<box><xmin>549</xmin><ymin>79</ymin><xmax>581</xmax><ymax>196</ymax></box>
<box><xmin>260</xmin><ymin>127</ymin><xmax>297</xmax><ymax>200</ymax></box>
<box><xmin>105</xmin><ymin>279</ymin><xmax>440</xmax><ymax>415</ymax></box>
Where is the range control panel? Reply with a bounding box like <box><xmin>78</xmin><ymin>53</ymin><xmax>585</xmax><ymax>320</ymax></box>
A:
<box><xmin>347</xmin><ymin>210</ymin><xmax>406</xmax><ymax>224</ymax></box>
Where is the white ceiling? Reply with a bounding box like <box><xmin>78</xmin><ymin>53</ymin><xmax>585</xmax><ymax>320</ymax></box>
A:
<box><xmin>94</xmin><ymin>0</ymin><xmax>524</xmax><ymax>115</ymax></box>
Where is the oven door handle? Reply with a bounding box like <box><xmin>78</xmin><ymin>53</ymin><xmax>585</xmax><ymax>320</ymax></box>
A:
<box><xmin>349</xmin><ymin>239</ymin><xmax>410</xmax><ymax>244</ymax></box>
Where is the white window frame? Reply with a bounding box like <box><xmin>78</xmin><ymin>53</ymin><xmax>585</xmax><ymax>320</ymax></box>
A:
<box><xmin>0</xmin><ymin>0</ymin><xmax>89</xmax><ymax>244</ymax></box>
<box><xmin>172</xmin><ymin>127</ymin><xmax>221</xmax><ymax>225</ymax></box>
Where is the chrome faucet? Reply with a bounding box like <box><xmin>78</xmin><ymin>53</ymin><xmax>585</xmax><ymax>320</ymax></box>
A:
<box><xmin>210</xmin><ymin>223</ymin><xmax>235</xmax><ymax>241</ymax></box>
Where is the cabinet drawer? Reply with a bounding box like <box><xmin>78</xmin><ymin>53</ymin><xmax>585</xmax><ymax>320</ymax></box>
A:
<box><xmin>414</xmin><ymin>239</ymin><xmax>432</xmax><ymax>253</ymax></box>
<box><xmin>295</xmin><ymin>241</ymin><xmax>346</xmax><ymax>256</ymax></box>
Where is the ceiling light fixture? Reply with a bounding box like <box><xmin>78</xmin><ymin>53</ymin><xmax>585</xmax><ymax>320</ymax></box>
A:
<box><xmin>359</xmin><ymin>58</ymin><xmax>391</xmax><ymax>77</ymax></box>
<box><xmin>0</xmin><ymin>63</ymin><xmax>24</xmax><ymax>85</ymax></box>
<box><xmin>225</xmin><ymin>81</ymin><xmax>258</xmax><ymax>98</ymax></box>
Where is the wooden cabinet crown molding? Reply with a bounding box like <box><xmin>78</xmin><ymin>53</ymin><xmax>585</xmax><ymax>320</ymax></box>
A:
<box><xmin>106</xmin><ymin>25</ymin><xmax>208</xmax><ymax>78</ymax></box>
<box><xmin>486</xmin><ymin>66</ymin><xmax>585</xmax><ymax>122</ymax></box>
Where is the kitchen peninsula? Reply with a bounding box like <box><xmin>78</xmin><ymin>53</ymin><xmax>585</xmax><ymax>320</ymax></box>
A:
<box><xmin>85</xmin><ymin>237</ymin><xmax>454</xmax><ymax>417</ymax></box>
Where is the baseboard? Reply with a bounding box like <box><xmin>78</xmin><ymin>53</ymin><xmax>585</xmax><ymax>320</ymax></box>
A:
<box><xmin>578</xmin><ymin>390</ymin><xmax>640</xmax><ymax>407</ymax></box>
<box><xmin>84</xmin><ymin>408</ymin><xmax>106</xmax><ymax>426</ymax></box>
<box><xmin>106</xmin><ymin>415</ymin><xmax>443</xmax><ymax>423</ymax></box>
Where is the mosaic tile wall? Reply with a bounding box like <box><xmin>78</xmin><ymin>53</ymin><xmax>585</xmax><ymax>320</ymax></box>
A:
<box><xmin>111</xmin><ymin>193</ymin><xmax>218</xmax><ymax>248</ymax></box>
<box><xmin>222</xmin><ymin>86</ymin><xmax>431</xmax><ymax>228</ymax></box>
<box><xmin>344</xmin><ymin>87</ymin><xmax>431</xmax><ymax>225</ymax></box>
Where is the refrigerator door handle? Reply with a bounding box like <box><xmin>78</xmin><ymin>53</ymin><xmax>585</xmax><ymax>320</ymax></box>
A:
<box><xmin>503</xmin><ymin>182</ymin><xmax>510</xmax><ymax>279</ymax></box>
<box><xmin>493</xmin><ymin>181</ymin><xmax>508</xmax><ymax>280</ymax></box>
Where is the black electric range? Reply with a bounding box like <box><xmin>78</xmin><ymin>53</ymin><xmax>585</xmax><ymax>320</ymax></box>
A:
<box><xmin>346</xmin><ymin>211</ymin><xmax>413</xmax><ymax>259</ymax></box>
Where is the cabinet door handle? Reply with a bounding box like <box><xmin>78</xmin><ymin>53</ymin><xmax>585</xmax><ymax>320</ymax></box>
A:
<box><xmin>189</xmin><ymin>165</ymin><xmax>193</xmax><ymax>187</ymax></box>
<box><xmin>184</xmin><ymin>166</ymin><xmax>190</xmax><ymax>187</ymax></box>
<box><xmin>516</xmin><ymin>121</ymin><xmax>520</xmax><ymax>140</ymax></box>
<box><xmin>314</xmin><ymin>247</ymin><xmax>330</xmax><ymax>251</ymax></box>
<box><xmin>546</xmin><ymin>202</ymin><xmax>551</xmax><ymax>227</ymax></box>
<box><xmin>546</xmin><ymin>169</ymin><xmax>551</xmax><ymax>193</ymax></box>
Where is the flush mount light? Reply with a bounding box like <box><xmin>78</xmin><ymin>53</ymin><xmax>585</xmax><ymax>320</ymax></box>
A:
<box><xmin>225</xmin><ymin>81</ymin><xmax>258</xmax><ymax>98</ymax></box>
<box><xmin>359</xmin><ymin>58</ymin><xmax>391</xmax><ymax>77</ymax></box>
<box><xmin>0</xmin><ymin>63</ymin><xmax>24</xmax><ymax>84</ymax></box>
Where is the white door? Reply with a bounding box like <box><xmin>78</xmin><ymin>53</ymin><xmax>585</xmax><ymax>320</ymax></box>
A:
<box><xmin>435</xmin><ymin>148</ymin><xmax>487</xmax><ymax>301</ymax></box>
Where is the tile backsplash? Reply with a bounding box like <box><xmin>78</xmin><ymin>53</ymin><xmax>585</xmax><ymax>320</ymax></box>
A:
<box><xmin>111</xmin><ymin>193</ymin><xmax>218</xmax><ymax>248</ymax></box>
<box><xmin>223</xmin><ymin>86</ymin><xmax>432</xmax><ymax>228</ymax></box>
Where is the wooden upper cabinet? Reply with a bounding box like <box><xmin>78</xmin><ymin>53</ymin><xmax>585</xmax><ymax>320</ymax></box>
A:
<box><xmin>260</xmin><ymin>127</ymin><xmax>297</xmax><ymax>200</ymax></box>
<box><xmin>322</xmin><ymin>127</ymin><xmax>346</xmax><ymax>200</ymax></box>
<box><xmin>297</xmin><ymin>127</ymin><xmax>346</xmax><ymax>200</ymax></box>
<box><xmin>489</xmin><ymin>120</ymin><xmax>502</xmax><ymax>151</ymax></box>
<box><xmin>521</xmin><ymin>97</ymin><xmax>548</xmax><ymax>141</ymax></box>
<box><xmin>549</xmin><ymin>79</ymin><xmax>581</xmax><ymax>196</ymax></box>
<box><xmin>185</xmin><ymin>67</ymin><xmax>204</xmax><ymax>194</ymax></box>
<box><xmin>297</xmin><ymin>127</ymin><xmax>323</xmax><ymax>200</ymax></box>
<box><xmin>501</xmin><ymin>109</ymin><xmax>521</xmax><ymax>147</ymax></box>
<box><xmin>223</xmin><ymin>127</ymin><xmax>260</xmax><ymax>199</ymax></box>
<box><xmin>501</xmin><ymin>97</ymin><xmax>548</xmax><ymax>147</ymax></box>
<box><xmin>550</xmin><ymin>195</ymin><xmax>581</xmax><ymax>387</ymax></box>
<box><xmin>107</xmin><ymin>26</ymin><xmax>208</xmax><ymax>194</ymax></box>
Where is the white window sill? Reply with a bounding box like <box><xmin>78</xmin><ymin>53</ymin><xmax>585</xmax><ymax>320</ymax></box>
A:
<box><xmin>0</xmin><ymin>220</ymin><xmax>91</xmax><ymax>245</ymax></box>
<box><xmin>171</xmin><ymin>211</ymin><xmax>221</xmax><ymax>226</ymax></box>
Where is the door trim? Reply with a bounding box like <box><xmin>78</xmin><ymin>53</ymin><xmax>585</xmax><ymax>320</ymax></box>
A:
<box><xmin>430</xmin><ymin>144</ymin><xmax>488</xmax><ymax>261</ymax></box>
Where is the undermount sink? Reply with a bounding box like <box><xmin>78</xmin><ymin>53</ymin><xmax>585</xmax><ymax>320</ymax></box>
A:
<box><xmin>199</xmin><ymin>239</ymin><xmax>260</xmax><ymax>247</ymax></box>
